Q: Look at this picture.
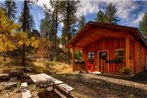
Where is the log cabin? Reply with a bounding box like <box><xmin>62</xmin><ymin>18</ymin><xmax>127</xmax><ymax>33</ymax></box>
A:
<box><xmin>67</xmin><ymin>21</ymin><xmax>147</xmax><ymax>74</ymax></box>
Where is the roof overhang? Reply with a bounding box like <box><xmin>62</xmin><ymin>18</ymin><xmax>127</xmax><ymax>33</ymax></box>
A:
<box><xmin>67</xmin><ymin>21</ymin><xmax>147</xmax><ymax>49</ymax></box>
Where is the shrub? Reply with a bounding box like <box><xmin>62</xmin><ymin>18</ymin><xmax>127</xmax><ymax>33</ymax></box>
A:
<box><xmin>44</xmin><ymin>62</ymin><xmax>54</xmax><ymax>68</ymax></box>
<box><xmin>120</xmin><ymin>67</ymin><xmax>131</xmax><ymax>74</ymax></box>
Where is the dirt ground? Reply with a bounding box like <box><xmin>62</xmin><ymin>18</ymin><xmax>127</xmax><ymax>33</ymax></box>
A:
<box><xmin>0</xmin><ymin>58</ymin><xmax>147</xmax><ymax>98</ymax></box>
<box><xmin>53</xmin><ymin>72</ymin><xmax>147</xmax><ymax>98</ymax></box>
<box><xmin>0</xmin><ymin>72</ymin><xmax>147</xmax><ymax>98</ymax></box>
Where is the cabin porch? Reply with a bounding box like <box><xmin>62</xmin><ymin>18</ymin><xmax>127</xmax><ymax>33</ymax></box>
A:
<box><xmin>71</xmin><ymin>37</ymin><xmax>135</xmax><ymax>74</ymax></box>
<box><xmin>72</xmin><ymin>51</ymin><xmax>135</xmax><ymax>74</ymax></box>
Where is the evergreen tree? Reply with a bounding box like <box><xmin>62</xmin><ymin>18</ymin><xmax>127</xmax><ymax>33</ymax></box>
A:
<box><xmin>60</xmin><ymin>1</ymin><xmax>80</xmax><ymax>64</ymax></box>
<box><xmin>29</xmin><ymin>15</ymin><xmax>35</xmax><ymax>31</ymax></box>
<box><xmin>19</xmin><ymin>4</ymin><xmax>35</xmax><ymax>32</ymax></box>
<box><xmin>139</xmin><ymin>13</ymin><xmax>147</xmax><ymax>35</ymax></box>
<box><xmin>40</xmin><ymin>11</ymin><xmax>54</xmax><ymax>41</ymax></box>
<box><xmin>105</xmin><ymin>3</ymin><xmax>118</xmax><ymax>24</ymax></box>
<box><xmin>50</xmin><ymin>1</ymin><xmax>61</xmax><ymax>48</ymax></box>
<box><xmin>3</xmin><ymin>0</ymin><xmax>17</xmax><ymax>20</ymax></box>
<box><xmin>95</xmin><ymin>10</ymin><xmax>107</xmax><ymax>23</ymax></box>
<box><xmin>78</xmin><ymin>15</ymin><xmax>86</xmax><ymax>30</ymax></box>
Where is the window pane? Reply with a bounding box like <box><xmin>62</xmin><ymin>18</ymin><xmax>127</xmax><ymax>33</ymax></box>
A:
<box><xmin>115</xmin><ymin>49</ymin><xmax>124</xmax><ymax>59</ymax></box>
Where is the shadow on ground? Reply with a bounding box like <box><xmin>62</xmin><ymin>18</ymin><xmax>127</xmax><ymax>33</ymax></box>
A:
<box><xmin>37</xmin><ymin>91</ymin><xmax>61</xmax><ymax>98</ymax></box>
<box><xmin>128</xmin><ymin>71</ymin><xmax>147</xmax><ymax>84</ymax></box>
<box><xmin>53</xmin><ymin>73</ymin><xmax>147</xmax><ymax>98</ymax></box>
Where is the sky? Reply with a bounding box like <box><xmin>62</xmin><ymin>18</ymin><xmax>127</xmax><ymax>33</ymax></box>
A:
<box><xmin>1</xmin><ymin>0</ymin><xmax>147</xmax><ymax>36</ymax></box>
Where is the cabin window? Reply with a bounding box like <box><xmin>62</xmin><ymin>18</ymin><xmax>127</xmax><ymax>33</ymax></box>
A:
<box><xmin>88</xmin><ymin>52</ymin><xmax>94</xmax><ymax>64</ymax></box>
<box><xmin>114</xmin><ymin>49</ymin><xmax>124</xmax><ymax>60</ymax></box>
<box><xmin>88</xmin><ymin>52</ymin><xmax>94</xmax><ymax>59</ymax></box>
<box><xmin>99</xmin><ymin>51</ymin><xmax>107</xmax><ymax>60</ymax></box>
<box><xmin>138</xmin><ymin>47</ymin><xmax>141</xmax><ymax>65</ymax></box>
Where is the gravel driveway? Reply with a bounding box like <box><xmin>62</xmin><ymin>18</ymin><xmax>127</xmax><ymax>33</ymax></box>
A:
<box><xmin>54</xmin><ymin>72</ymin><xmax>147</xmax><ymax>98</ymax></box>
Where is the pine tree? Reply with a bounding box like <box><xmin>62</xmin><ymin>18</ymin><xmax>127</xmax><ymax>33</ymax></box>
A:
<box><xmin>139</xmin><ymin>13</ymin><xmax>147</xmax><ymax>35</ymax></box>
<box><xmin>3</xmin><ymin>0</ymin><xmax>17</xmax><ymax>20</ymax></box>
<box><xmin>105</xmin><ymin>3</ymin><xmax>118</xmax><ymax>24</ymax></box>
<box><xmin>19</xmin><ymin>3</ymin><xmax>35</xmax><ymax>32</ymax></box>
<box><xmin>95</xmin><ymin>10</ymin><xmax>107</xmax><ymax>23</ymax></box>
<box><xmin>78</xmin><ymin>15</ymin><xmax>86</xmax><ymax>30</ymax></box>
<box><xmin>60</xmin><ymin>1</ymin><xmax>80</xmax><ymax>64</ymax></box>
<box><xmin>50</xmin><ymin>1</ymin><xmax>61</xmax><ymax>48</ymax></box>
<box><xmin>40</xmin><ymin>11</ymin><xmax>54</xmax><ymax>41</ymax></box>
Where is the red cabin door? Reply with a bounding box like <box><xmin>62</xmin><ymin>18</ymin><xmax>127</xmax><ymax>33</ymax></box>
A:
<box><xmin>98</xmin><ymin>50</ymin><xmax>108</xmax><ymax>72</ymax></box>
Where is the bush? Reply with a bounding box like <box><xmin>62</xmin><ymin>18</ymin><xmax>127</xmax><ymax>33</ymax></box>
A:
<box><xmin>44</xmin><ymin>62</ymin><xmax>54</xmax><ymax>68</ymax></box>
<box><xmin>120</xmin><ymin>67</ymin><xmax>131</xmax><ymax>74</ymax></box>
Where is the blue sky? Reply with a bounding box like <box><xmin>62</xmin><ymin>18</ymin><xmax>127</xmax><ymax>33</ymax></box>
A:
<box><xmin>1</xmin><ymin>0</ymin><xmax>147</xmax><ymax>36</ymax></box>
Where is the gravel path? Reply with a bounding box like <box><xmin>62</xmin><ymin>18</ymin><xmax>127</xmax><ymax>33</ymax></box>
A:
<box><xmin>54</xmin><ymin>72</ymin><xmax>147</xmax><ymax>98</ymax></box>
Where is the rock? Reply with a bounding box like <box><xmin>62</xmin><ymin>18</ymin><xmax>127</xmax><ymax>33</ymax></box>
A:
<box><xmin>24</xmin><ymin>67</ymin><xmax>33</xmax><ymax>73</ymax></box>
<box><xmin>0</xmin><ymin>74</ymin><xmax>10</xmax><ymax>81</ymax></box>
<box><xmin>21</xmin><ymin>79</ymin><xmax>33</xmax><ymax>85</ymax></box>
<box><xmin>9</xmin><ymin>77</ymin><xmax>18</xmax><ymax>82</ymax></box>
<box><xmin>2</xmin><ymin>82</ymin><xmax>18</xmax><ymax>89</ymax></box>
<box><xmin>2</xmin><ymin>69</ymin><xmax>11</xmax><ymax>73</ymax></box>
<box><xmin>18</xmin><ymin>74</ymin><xmax>30</xmax><ymax>80</ymax></box>
<box><xmin>0</xmin><ymin>85</ymin><xmax>5</xmax><ymax>91</ymax></box>
<box><xmin>9</xmin><ymin>70</ymin><xmax>23</xmax><ymax>77</ymax></box>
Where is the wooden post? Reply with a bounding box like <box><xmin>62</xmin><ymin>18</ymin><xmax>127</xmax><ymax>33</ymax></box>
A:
<box><xmin>82</xmin><ymin>49</ymin><xmax>88</xmax><ymax>72</ymax></box>
<box><xmin>125</xmin><ymin>37</ymin><xmax>130</xmax><ymax>68</ymax></box>
<box><xmin>71</xmin><ymin>48</ymin><xmax>75</xmax><ymax>71</ymax></box>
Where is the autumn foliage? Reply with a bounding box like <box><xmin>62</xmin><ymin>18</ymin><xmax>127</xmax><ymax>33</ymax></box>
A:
<box><xmin>0</xmin><ymin>9</ymin><xmax>39</xmax><ymax>54</ymax></box>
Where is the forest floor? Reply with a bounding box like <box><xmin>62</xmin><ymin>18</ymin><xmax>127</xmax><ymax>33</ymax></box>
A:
<box><xmin>0</xmin><ymin>56</ymin><xmax>147</xmax><ymax>98</ymax></box>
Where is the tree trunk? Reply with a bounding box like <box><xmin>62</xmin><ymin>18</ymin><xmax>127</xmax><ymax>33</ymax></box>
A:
<box><xmin>22</xmin><ymin>43</ymin><xmax>26</xmax><ymax>66</ymax></box>
<box><xmin>67</xmin><ymin>1</ymin><xmax>70</xmax><ymax>64</ymax></box>
<box><xmin>21</xmin><ymin>1</ymin><xmax>28</xmax><ymax>66</ymax></box>
<box><xmin>55</xmin><ymin>10</ymin><xmax>58</xmax><ymax>48</ymax></box>
<box><xmin>2</xmin><ymin>36</ymin><xmax>6</xmax><ymax>62</ymax></box>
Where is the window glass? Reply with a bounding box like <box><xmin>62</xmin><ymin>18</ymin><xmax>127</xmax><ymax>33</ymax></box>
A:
<box><xmin>115</xmin><ymin>49</ymin><xmax>124</xmax><ymax>60</ymax></box>
<box><xmin>99</xmin><ymin>52</ymin><xmax>107</xmax><ymax>60</ymax></box>
<box><xmin>88</xmin><ymin>52</ymin><xmax>94</xmax><ymax>59</ymax></box>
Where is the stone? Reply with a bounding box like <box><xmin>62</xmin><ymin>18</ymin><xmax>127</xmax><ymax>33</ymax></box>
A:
<box><xmin>17</xmin><ymin>74</ymin><xmax>30</xmax><ymax>80</ymax></box>
<box><xmin>22</xmin><ymin>89</ymin><xmax>32</xmax><ymax>98</ymax></box>
<box><xmin>24</xmin><ymin>67</ymin><xmax>33</xmax><ymax>73</ymax></box>
<box><xmin>9</xmin><ymin>70</ymin><xmax>23</xmax><ymax>77</ymax></box>
<box><xmin>0</xmin><ymin>74</ymin><xmax>10</xmax><ymax>81</ymax></box>
<box><xmin>2</xmin><ymin>82</ymin><xmax>18</xmax><ymax>89</ymax></box>
<box><xmin>21</xmin><ymin>82</ymin><xmax>28</xmax><ymax>88</ymax></box>
<box><xmin>9</xmin><ymin>77</ymin><xmax>18</xmax><ymax>82</ymax></box>
<box><xmin>21</xmin><ymin>79</ymin><xmax>33</xmax><ymax>85</ymax></box>
<box><xmin>0</xmin><ymin>85</ymin><xmax>5</xmax><ymax>91</ymax></box>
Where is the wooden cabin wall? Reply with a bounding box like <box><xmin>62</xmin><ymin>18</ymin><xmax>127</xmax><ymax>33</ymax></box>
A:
<box><xmin>129</xmin><ymin>39</ymin><xmax>135</xmax><ymax>60</ymax></box>
<box><xmin>83</xmin><ymin>37</ymin><xmax>146</xmax><ymax>74</ymax></box>
<box><xmin>134</xmin><ymin>40</ymin><xmax>146</xmax><ymax>74</ymax></box>
<box><xmin>84</xmin><ymin>38</ymin><xmax>125</xmax><ymax>70</ymax></box>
